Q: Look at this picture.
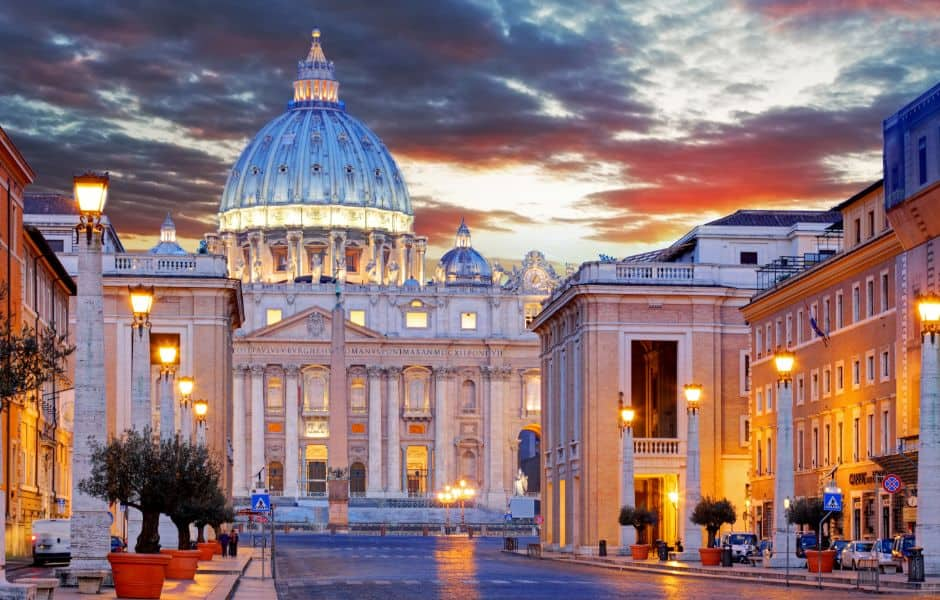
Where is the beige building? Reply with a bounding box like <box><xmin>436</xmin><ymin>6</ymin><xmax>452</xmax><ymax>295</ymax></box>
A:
<box><xmin>743</xmin><ymin>181</ymin><xmax>906</xmax><ymax>540</ymax></box>
<box><xmin>532</xmin><ymin>210</ymin><xmax>841</xmax><ymax>552</ymax></box>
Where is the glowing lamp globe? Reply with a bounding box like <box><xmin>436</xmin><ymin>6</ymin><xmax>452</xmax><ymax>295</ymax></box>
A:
<box><xmin>73</xmin><ymin>172</ymin><xmax>109</xmax><ymax>215</ymax></box>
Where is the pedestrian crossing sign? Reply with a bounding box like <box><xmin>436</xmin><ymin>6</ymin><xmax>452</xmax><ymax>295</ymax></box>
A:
<box><xmin>250</xmin><ymin>493</ymin><xmax>271</xmax><ymax>513</ymax></box>
<box><xmin>823</xmin><ymin>492</ymin><xmax>842</xmax><ymax>512</ymax></box>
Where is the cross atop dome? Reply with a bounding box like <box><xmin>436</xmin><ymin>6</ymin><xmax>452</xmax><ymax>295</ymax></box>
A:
<box><xmin>291</xmin><ymin>28</ymin><xmax>342</xmax><ymax>110</ymax></box>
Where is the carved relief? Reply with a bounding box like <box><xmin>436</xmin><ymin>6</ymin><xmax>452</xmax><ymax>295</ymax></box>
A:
<box><xmin>306</xmin><ymin>312</ymin><xmax>325</xmax><ymax>337</ymax></box>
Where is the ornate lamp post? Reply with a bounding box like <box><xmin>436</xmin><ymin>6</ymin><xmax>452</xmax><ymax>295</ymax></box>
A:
<box><xmin>437</xmin><ymin>487</ymin><xmax>454</xmax><ymax>531</ymax></box>
<box><xmin>619</xmin><ymin>391</ymin><xmax>636</xmax><ymax>551</ymax></box>
<box><xmin>128</xmin><ymin>285</ymin><xmax>154</xmax><ymax>431</ymax></box>
<box><xmin>768</xmin><ymin>349</ymin><xmax>795</xmax><ymax>568</ymax></box>
<box><xmin>178</xmin><ymin>376</ymin><xmax>194</xmax><ymax>441</ymax></box>
<box><xmin>668</xmin><ymin>490</ymin><xmax>680</xmax><ymax>547</ymax></box>
<box><xmin>193</xmin><ymin>398</ymin><xmax>208</xmax><ymax>446</ymax></box>
<box><xmin>69</xmin><ymin>172</ymin><xmax>112</xmax><ymax>572</ymax></box>
<box><xmin>784</xmin><ymin>496</ymin><xmax>791</xmax><ymax>586</ymax></box>
<box><xmin>916</xmin><ymin>293</ymin><xmax>940</xmax><ymax>575</ymax></box>
<box><xmin>681</xmin><ymin>383</ymin><xmax>702</xmax><ymax>559</ymax></box>
<box><xmin>158</xmin><ymin>344</ymin><xmax>178</xmax><ymax>441</ymax></box>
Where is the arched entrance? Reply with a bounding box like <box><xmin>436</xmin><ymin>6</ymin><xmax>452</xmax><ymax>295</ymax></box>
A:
<box><xmin>268</xmin><ymin>461</ymin><xmax>284</xmax><ymax>495</ymax></box>
<box><xmin>517</xmin><ymin>425</ymin><xmax>540</xmax><ymax>495</ymax></box>
<box><xmin>350</xmin><ymin>462</ymin><xmax>366</xmax><ymax>496</ymax></box>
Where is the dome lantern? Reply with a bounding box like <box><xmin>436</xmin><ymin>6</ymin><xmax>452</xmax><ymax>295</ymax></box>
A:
<box><xmin>290</xmin><ymin>28</ymin><xmax>343</xmax><ymax>110</ymax></box>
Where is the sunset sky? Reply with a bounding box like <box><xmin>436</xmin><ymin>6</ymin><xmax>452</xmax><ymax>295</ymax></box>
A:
<box><xmin>1</xmin><ymin>1</ymin><xmax>937</xmax><ymax>263</ymax></box>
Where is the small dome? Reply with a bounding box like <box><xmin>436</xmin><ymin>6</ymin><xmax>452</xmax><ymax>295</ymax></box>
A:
<box><xmin>149</xmin><ymin>213</ymin><xmax>188</xmax><ymax>255</ymax></box>
<box><xmin>436</xmin><ymin>219</ymin><xmax>491</xmax><ymax>286</ymax></box>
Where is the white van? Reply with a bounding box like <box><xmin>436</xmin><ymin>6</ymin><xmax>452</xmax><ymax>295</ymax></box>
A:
<box><xmin>31</xmin><ymin>519</ymin><xmax>70</xmax><ymax>565</ymax></box>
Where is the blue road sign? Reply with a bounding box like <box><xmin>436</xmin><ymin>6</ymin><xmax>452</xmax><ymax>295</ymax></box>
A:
<box><xmin>883</xmin><ymin>474</ymin><xmax>902</xmax><ymax>494</ymax></box>
<box><xmin>250</xmin><ymin>493</ymin><xmax>271</xmax><ymax>513</ymax></box>
<box><xmin>823</xmin><ymin>491</ymin><xmax>842</xmax><ymax>512</ymax></box>
<box><xmin>504</xmin><ymin>513</ymin><xmax>513</xmax><ymax>522</ymax></box>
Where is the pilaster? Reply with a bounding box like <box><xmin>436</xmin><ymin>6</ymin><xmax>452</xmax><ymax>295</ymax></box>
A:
<box><xmin>367</xmin><ymin>366</ymin><xmax>384</xmax><ymax>494</ymax></box>
<box><xmin>386</xmin><ymin>367</ymin><xmax>402</xmax><ymax>494</ymax></box>
<box><xmin>249</xmin><ymin>364</ymin><xmax>265</xmax><ymax>489</ymax></box>
<box><xmin>284</xmin><ymin>365</ymin><xmax>300</xmax><ymax>498</ymax></box>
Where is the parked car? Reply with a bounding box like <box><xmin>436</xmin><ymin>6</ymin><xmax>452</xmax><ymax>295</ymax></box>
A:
<box><xmin>843</xmin><ymin>540</ymin><xmax>875</xmax><ymax>570</ymax></box>
<box><xmin>795</xmin><ymin>532</ymin><xmax>818</xmax><ymax>558</ymax></box>
<box><xmin>758</xmin><ymin>539</ymin><xmax>773</xmax><ymax>558</ymax></box>
<box><xmin>721</xmin><ymin>532</ymin><xmax>759</xmax><ymax>563</ymax></box>
<box><xmin>31</xmin><ymin>519</ymin><xmax>70</xmax><ymax>565</ymax></box>
<box><xmin>110</xmin><ymin>536</ymin><xmax>127</xmax><ymax>553</ymax></box>
<box><xmin>830</xmin><ymin>539</ymin><xmax>849</xmax><ymax>569</ymax></box>
<box><xmin>892</xmin><ymin>534</ymin><xmax>916</xmax><ymax>563</ymax></box>
<box><xmin>874</xmin><ymin>538</ymin><xmax>902</xmax><ymax>573</ymax></box>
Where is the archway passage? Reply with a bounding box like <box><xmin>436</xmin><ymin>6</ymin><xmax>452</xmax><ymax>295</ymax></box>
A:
<box><xmin>350</xmin><ymin>462</ymin><xmax>366</xmax><ymax>496</ymax></box>
<box><xmin>517</xmin><ymin>428</ymin><xmax>540</xmax><ymax>494</ymax></box>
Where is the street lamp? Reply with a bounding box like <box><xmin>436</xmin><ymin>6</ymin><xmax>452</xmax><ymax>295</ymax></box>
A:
<box><xmin>618</xmin><ymin>391</ymin><xmax>637</xmax><ymax>552</ymax></box>
<box><xmin>744</xmin><ymin>498</ymin><xmax>752</xmax><ymax>530</ymax></box>
<box><xmin>69</xmin><ymin>171</ymin><xmax>112</xmax><ymax>573</ymax></box>
<box><xmin>680</xmin><ymin>384</ymin><xmax>703</xmax><ymax>559</ymax></box>
<box><xmin>193</xmin><ymin>399</ymin><xmax>208</xmax><ymax>446</ymax></box>
<box><xmin>916</xmin><ymin>293</ymin><xmax>940</xmax><ymax>575</ymax></box>
<box><xmin>178</xmin><ymin>376</ymin><xmax>194</xmax><ymax>403</ymax></box>
<box><xmin>437</xmin><ymin>488</ymin><xmax>454</xmax><ymax>531</ymax></box>
<box><xmin>128</xmin><ymin>284</ymin><xmax>155</xmax><ymax>432</ymax></box>
<box><xmin>784</xmin><ymin>497</ymin><xmax>791</xmax><ymax>587</ymax></box>
<box><xmin>158</xmin><ymin>344</ymin><xmax>178</xmax><ymax>441</ymax></box>
<box><xmin>177</xmin><ymin>376</ymin><xmax>194</xmax><ymax>442</ymax></box>
<box><xmin>668</xmin><ymin>490</ymin><xmax>679</xmax><ymax>547</ymax></box>
<box><xmin>768</xmin><ymin>349</ymin><xmax>796</xmax><ymax>568</ymax></box>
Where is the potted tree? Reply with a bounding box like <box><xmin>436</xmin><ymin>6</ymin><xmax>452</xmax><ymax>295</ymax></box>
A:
<box><xmin>162</xmin><ymin>441</ymin><xmax>222</xmax><ymax>579</ymax></box>
<box><xmin>194</xmin><ymin>489</ymin><xmax>233</xmax><ymax>561</ymax></box>
<box><xmin>788</xmin><ymin>497</ymin><xmax>835</xmax><ymax>573</ymax></box>
<box><xmin>80</xmin><ymin>428</ymin><xmax>173</xmax><ymax>599</ymax></box>
<box><xmin>691</xmin><ymin>496</ymin><xmax>737</xmax><ymax>566</ymax></box>
<box><xmin>618</xmin><ymin>505</ymin><xmax>657</xmax><ymax>560</ymax></box>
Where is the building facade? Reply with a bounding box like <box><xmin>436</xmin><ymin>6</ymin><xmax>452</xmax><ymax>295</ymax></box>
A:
<box><xmin>215</xmin><ymin>31</ymin><xmax>559</xmax><ymax>511</ymax></box>
<box><xmin>531</xmin><ymin>210</ymin><xmax>840</xmax><ymax>551</ymax></box>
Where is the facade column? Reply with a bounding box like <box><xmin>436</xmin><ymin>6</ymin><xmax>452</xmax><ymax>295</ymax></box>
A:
<box><xmin>367</xmin><ymin>366</ymin><xmax>384</xmax><ymax>495</ymax></box>
<box><xmin>395</xmin><ymin>237</ymin><xmax>407</xmax><ymax>286</ymax></box>
<box><xmin>415</xmin><ymin>238</ymin><xmax>427</xmax><ymax>285</ymax></box>
<box><xmin>232</xmin><ymin>365</ymin><xmax>248</xmax><ymax>496</ymax></box>
<box><xmin>620</xmin><ymin>419</ymin><xmax>636</xmax><ymax>549</ymax></box>
<box><xmin>68</xmin><ymin>224</ymin><xmax>111</xmax><ymax>572</ymax></box>
<box><xmin>678</xmin><ymin>405</ymin><xmax>701</xmax><ymax>559</ymax></box>
<box><xmin>917</xmin><ymin>327</ymin><xmax>940</xmax><ymax>575</ymax></box>
<box><xmin>386</xmin><ymin>367</ymin><xmax>402</xmax><ymax>495</ymax></box>
<box><xmin>284</xmin><ymin>366</ymin><xmax>300</xmax><ymax>498</ymax></box>
<box><xmin>768</xmin><ymin>377</ymin><xmax>795</xmax><ymax>567</ymax></box>
<box><xmin>248</xmin><ymin>231</ymin><xmax>264</xmax><ymax>283</ymax></box>
<box><xmin>222</xmin><ymin>232</ymin><xmax>237</xmax><ymax>279</ymax></box>
<box><xmin>286</xmin><ymin>230</ymin><xmax>303</xmax><ymax>282</ymax></box>
<box><xmin>369</xmin><ymin>232</ymin><xmax>386</xmax><ymax>285</ymax></box>
<box><xmin>433</xmin><ymin>367</ymin><xmax>451</xmax><ymax>491</ymax></box>
<box><xmin>250</xmin><ymin>365</ymin><xmax>265</xmax><ymax>489</ymax></box>
<box><xmin>485</xmin><ymin>367</ymin><xmax>509</xmax><ymax>507</ymax></box>
<box><xmin>159</xmin><ymin>371</ymin><xmax>176</xmax><ymax>441</ymax></box>
<box><xmin>130</xmin><ymin>326</ymin><xmax>152</xmax><ymax>431</ymax></box>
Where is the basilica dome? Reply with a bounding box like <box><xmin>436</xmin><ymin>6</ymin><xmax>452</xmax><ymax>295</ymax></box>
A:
<box><xmin>218</xmin><ymin>30</ymin><xmax>413</xmax><ymax>235</ymax></box>
<box><xmin>437</xmin><ymin>220</ymin><xmax>492</xmax><ymax>286</ymax></box>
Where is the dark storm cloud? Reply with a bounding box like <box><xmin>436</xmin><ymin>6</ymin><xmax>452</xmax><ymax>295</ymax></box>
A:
<box><xmin>0</xmin><ymin>0</ymin><xmax>937</xmax><ymax>251</ymax></box>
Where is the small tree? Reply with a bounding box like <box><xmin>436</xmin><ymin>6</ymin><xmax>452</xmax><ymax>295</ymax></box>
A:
<box><xmin>165</xmin><ymin>441</ymin><xmax>224</xmax><ymax>549</ymax></box>
<box><xmin>193</xmin><ymin>488</ymin><xmax>233</xmax><ymax>543</ymax></box>
<box><xmin>691</xmin><ymin>496</ymin><xmax>737</xmax><ymax>548</ymax></box>
<box><xmin>787</xmin><ymin>497</ymin><xmax>826</xmax><ymax>545</ymax></box>
<box><xmin>619</xmin><ymin>505</ymin><xmax>657</xmax><ymax>544</ymax></box>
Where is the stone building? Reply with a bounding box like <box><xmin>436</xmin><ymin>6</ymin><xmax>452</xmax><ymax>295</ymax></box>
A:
<box><xmin>531</xmin><ymin>210</ymin><xmax>841</xmax><ymax>552</ymax></box>
<box><xmin>216</xmin><ymin>31</ymin><xmax>560</xmax><ymax>512</ymax></box>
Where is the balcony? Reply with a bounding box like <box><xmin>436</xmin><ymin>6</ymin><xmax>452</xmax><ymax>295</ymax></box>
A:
<box><xmin>57</xmin><ymin>252</ymin><xmax>230</xmax><ymax>278</ymax></box>
<box><xmin>402</xmin><ymin>406</ymin><xmax>432</xmax><ymax>421</ymax></box>
<box><xmin>634</xmin><ymin>438</ymin><xmax>681</xmax><ymax>457</ymax></box>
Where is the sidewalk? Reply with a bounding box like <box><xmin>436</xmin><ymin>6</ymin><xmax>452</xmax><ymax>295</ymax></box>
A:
<box><xmin>505</xmin><ymin>547</ymin><xmax>940</xmax><ymax>594</ymax></box>
<box><xmin>10</xmin><ymin>548</ymin><xmax>252</xmax><ymax>600</ymax></box>
<box><xmin>229</xmin><ymin>548</ymin><xmax>275</xmax><ymax>600</ymax></box>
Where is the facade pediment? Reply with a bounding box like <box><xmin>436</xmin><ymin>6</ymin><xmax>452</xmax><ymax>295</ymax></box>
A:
<box><xmin>245</xmin><ymin>306</ymin><xmax>383</xmax><ymax>341</ymax></box>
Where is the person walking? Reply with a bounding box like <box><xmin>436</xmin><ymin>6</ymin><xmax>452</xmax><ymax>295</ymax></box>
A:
<box><xmin>229</xmin><ymin>529</ymin><xmax>239</xmax><ymax>557</ymax></box>
<box><xmin>218</xmin><ymin>530</ymin><xmax>230</xmax><ymax>558</ymax></box>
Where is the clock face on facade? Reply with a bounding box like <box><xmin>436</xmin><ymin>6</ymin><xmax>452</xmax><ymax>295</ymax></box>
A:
<box><xmin>525</xmin><ymin>268</ymin><xmax>548</xmax><ymax>290</ymax></box>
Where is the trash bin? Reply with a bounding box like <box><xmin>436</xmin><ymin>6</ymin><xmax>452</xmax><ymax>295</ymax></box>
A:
<box><xmin>721</xmin><ymin>545</ymin><xmax>733</xmax><ymax>567</ymax></box>
<box><xmin>599</xmin><ymin>539</ymin><xmax>607</xmax><ymax>557</ymax></box>
<box><xmin>908</xmin><ymin>547</ymin><xmax>925</xmax><ymax>583</ymax></box>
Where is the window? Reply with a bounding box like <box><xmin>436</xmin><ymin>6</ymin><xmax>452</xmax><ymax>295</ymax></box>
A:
<box><xmin>796</xmin><ymin>374</ymin><xmax>805</xmax><ymax>405</ymax></box>
<box><xmin>404</xmin><ymin>369</ymin><xmax>430</xmax><ymax>412</ymax></box>
<box><xmin>881</xmin><ymin>272</ymin><xmax>889</xmax><ymax>312</ymax></box>
<box><xmin>266</xmin><ymin>309</ymin><xmax>283</xmax><ymax>326</ymax></box>
<box><xmin>881</xmin><ymin>350</ymin><xmax>890</xmax><ymax>381</ymax></box>
<box><xmin>822</xmin><ymin>367</ymin><xmax>831</xmax><ymax>397</ymax></box>
<box><xmin>755</xmin><ymin>329</ymin><xmax>763</xmax><ymax>358</ymax></box>
<box><xmin>755</xmin><ymin>390</ymin><xmax>763</xmax><ymax>415</ymax></box>
<box><xmin>825</xmin><ymin>423</ymin><xmax>831</xmax><ymax>466</ymax></box>
<box><xmin>852</xmin><ymin>284</ymin><xmax>861</xmax><ymax>322</ymax></box>
<box><xmin>918</xmin><ymin>136</ymin><xmax>927</xmax><ymax>185</ymax></box>
<box><xmin>406</xmin><ymin>311</ymin><xmax>428</xmax><ymax>328</ymax></box>
<box><xmin>854</xmin><ymin>218</ymin><xmax>861</xmax><ymax>244</ymax></box>
<box><xmin>266</xmin><ymin>375</ymin><xmax>283</xmax><ymax>413</ymax></box>
<box><xmin>811</xmin><ymin>370</ymin><xmax>819</xmax><ymax>401</ymax></box>
<box><xmin>775</xmin><ymin>319</ymin><xmax>782</xmax><ymax>348</ymax></box>
<box><xmin>866</xmin><ymin>353</ymin><xmax>875</xmax><ymax>384</ymax></box>
<box><xmin>345</xmin><ymin>249</ymin><xmax>359</xmax><ymax>273</ymax></box>
<box><xmin>837</xmin><ymin>421</ymin><xmax>844</xmax><ymax>463</ymax></box>
<box><xmin>524</xmin><ymin>303</ymin><xmax>541</xmax><ymax>328</ymax></box>
<box><xmin>349</xmin><ymin>309</ymin><xmax>366</xmax><ymax>327</ymax></box>
<box><xmin>766</xmin><ymin>437</ymin><xmax>773</xmax><ymax>474</ymax></box>
<box><xmin>46</xmin><ymin>238</ymin><xmax>64</xmax><ymax>252</ymax></box>
<box><xmin>743</xmin><ymin>352</ymin><xmax>751</xmax><ymax>393</ymax></box>
<box><xmin>524</xmin><ymin>375</ymin><xmax>541</xmax><ymax>412</ymax></box>
<box><xmin>812</xmin><ymin>426</ymin><xmax>819</xmax><ymax>468</ymax></box>
<box><xmin>741</xmin><ymin>416</ymin><xmax>751</xmax><ymax>446</ymax></box>
<box><xmin>797</xmin><ymin>310</ymin><xmax>804</xmax><ymax>343</ymax></box>
<box><xmin>740</xmin><ymin>251</ymin><xmax>758</xmax><ymax>265</ymax></box>
<box><xmin>797</xmin><ymin>428</ymin><xmax>805</xmax><ymax>470</ymax></box>
<box><xmin>303</xmin><ymin>368</ymin><xmax>329</xmax><ymax>414</ymax></box>
<box><xmin>853</xmin><ymin>417</ymin><xmax>860</xmax><ymax>461</ymax></box>
<box><xmin>765</xmin><ymin>324</ymin><xmax>772</xmax><ymax>353</ymax></box>
<box><xmin>836</xmin><ymin>363</ymin><xmax>845</xmax><ymax>393</ymax></box>
<box><xmin>882</xmin><ymin>410</ymin><xmax>890</xmax><ymax>454</ymax></box>
<box><xmin>866</xmin><ymin>279</ymin><xmax>874</xmax><ymax>318</ymax></box>
<box><xmin>461</xmin><ymin>380</ymin><xmax>477</xmax><ymax>413</ymax></box>
<box><xmin>350</xmin><ymin>377</ymin><xmax>366</xmax><ymax>413</ymax></box>
<box><xmin>765</xmin><ymin>384</ymin><xmax>773</xmax><ymax>413</ymax></box>
<box><xmin>757</xmin><ymin>443</ymin><xmax>763</xmax><ymax>476</ymax></box>
<box><xmin>852</xmin><ymin>359</ymin><xmax>861</xmax><ymax>388</ymax></box>
<box><xmin>271</xmin><ymin>246</ymin><xmax>289</xmax><ymax>272</ymax></box>
<box><xmin>461</xmin><ymin>312</ymin><xmax>477</xmax><ymax>330</ymax></box>
<box><xmin>823</xmin><ymin>297</ymin><xmax>831</xmax><ymax>332</ymax></box>
<box><xmin>836</xmin><ymin>291</ymin><xmax>844</xmax><ymax>329</ymax></box>
<box><xmin>867</xmin><ymin>210</ymin><xmax>875</xmax><ymax>238</ymax></box>
<box><xmin>785</xmin><ymin>315</ymin><xmax>793</xmax><ymax>346</ymax></box>
<box><xmin>867</xmin><ymin>413</ymin><xmax>874</xmax><ymax>457</ymax></box>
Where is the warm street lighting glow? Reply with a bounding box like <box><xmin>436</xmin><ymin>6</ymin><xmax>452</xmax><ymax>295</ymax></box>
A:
<box><xmin>193</xmin><ymin>398</ymin><xmax>208</xmax><ymax>420</ymax></box>
<box><xmin>158</xmin><ymin>345</ymin><xmax>177</xmax><ymax>366</ymax></box>
<box><xmin>773</xmin><ymin>349</ymin><xmax>795</xmax><ymax>380</ymax></box>
<box><xmin>918</xmin><ymin>293</ymin><xmax>940</xmax><ymax>338</ymax></box>
<box><xmin>783</xmin><ymin>496</ymin><xmax>791</xmax><ymax>510</ymax></box>
<box><xmin>73</xmin><ymin>172</ymin><xmax>109</xmax><ymax>216</ymax></box>
<box><xmin>668</xmin><ymin>490</ymin><xmax>679</xmax><ymax>505</ymax></box>
<box><xmin>129</xmin><ymin>284</ymin><xmax>155</xmax><ymax>317</ymax></box>
<box><xmin>684</xmin><ymin>383</ymin><xmax>703</xmax><ymax>414</ymax></box>
<box><xmin>618</xmin><ymin>392</ymin><xmax>635</xmax><ymax>432</ymax></box>
<box><xmin>178</xmin><ymin>376</ymin><xmax>194</xmax><ymax>397</ymax></box>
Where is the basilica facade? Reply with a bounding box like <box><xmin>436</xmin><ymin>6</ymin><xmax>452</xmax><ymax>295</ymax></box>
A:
<box><xmin>214</xmin><ymin>31</ymin><xmax>559</xmax><ymax>509</ymax></box>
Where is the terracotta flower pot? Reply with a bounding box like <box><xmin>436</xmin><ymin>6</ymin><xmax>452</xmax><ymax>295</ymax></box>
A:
<box><xmin>699</xmin><ymin>547</ymin><xmax>722</xmax><ymax>566</ymax></box>
<box><xmin>108</xmin><ymin>552</ymin><xmax>172</xmax><ymax>599</ymax></box>
<box><xmin>805</xmin><ymin>549</ymin><xmax>836</xmax><ymax>573</ymax></box>
<box><xmin>630</xmin><ymin>544</ymin><xmax>650</xmax><ymax>560</ymax></box>
<box><xmin>160</xmin><ymin>549</ymin><xmax>202</xmax><ymax>580</ymax></box>
<box><xmin>196</xmin><ymin>542</ymin><xmax>216</xmax><ymax>561</ymax></box>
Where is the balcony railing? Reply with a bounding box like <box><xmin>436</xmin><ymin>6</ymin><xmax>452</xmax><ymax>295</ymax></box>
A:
<box><xmin>634</xmin><ymin>438</ymin><xmax>681</xmax><ymax>456</ymax></box>
<box><xmin>57</xmin><ymin>252</ymin><xmax>230</xmax><ymax>278</ymax></box>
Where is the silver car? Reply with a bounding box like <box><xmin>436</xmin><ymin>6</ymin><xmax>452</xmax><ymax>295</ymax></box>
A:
<box><xmin>843</xmin><ymin>540</ymin><xmax>875</xmax><ymax>570</ymax></box>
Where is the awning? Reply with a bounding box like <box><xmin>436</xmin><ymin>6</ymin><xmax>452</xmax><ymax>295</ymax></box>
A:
<box><xmin>871</xmin><ymin>451</ymin><xmax>918</xmax><ymax>487</ymax></box>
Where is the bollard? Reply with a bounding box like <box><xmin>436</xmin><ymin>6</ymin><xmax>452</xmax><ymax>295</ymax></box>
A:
<box><xmin>599</xmin><ymin>539</ymin><xmax>607</xmax><ymax>557</ymax></box>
